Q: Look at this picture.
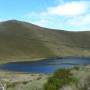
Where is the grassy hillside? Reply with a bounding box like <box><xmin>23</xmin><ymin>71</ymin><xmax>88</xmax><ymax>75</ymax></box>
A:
<box><xmin>0</xmin><ymin>20</ymin><xmax>90</xmax><ymax>61</ymax></box>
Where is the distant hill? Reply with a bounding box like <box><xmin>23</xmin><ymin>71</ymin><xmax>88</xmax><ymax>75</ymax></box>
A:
<box><xmin>0</xmin><ymin>20</ymin><xmax>90</xmax><ymax>61</ymax></box>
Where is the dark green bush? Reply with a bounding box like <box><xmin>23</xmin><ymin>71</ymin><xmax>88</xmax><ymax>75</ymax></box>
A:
<box><xmin>73</xmin><ymin>66</ymin><xmax>80</xmax><ymax>70</ymax></box>
<box><xmin>44</xmin><ymin>68</ymin><xmax>77</xmax><ymax>90</ymax></box>
<box><xmin>22</xmin><ymin>81</ymin><xmax>28</xmax><ymax>85</ymax></box>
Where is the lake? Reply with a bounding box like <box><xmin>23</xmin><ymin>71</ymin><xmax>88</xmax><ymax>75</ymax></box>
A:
<box><xmin>0</xmin><ymin>57</ymin><xmax>90</xmax><ymax>73</ymax></box>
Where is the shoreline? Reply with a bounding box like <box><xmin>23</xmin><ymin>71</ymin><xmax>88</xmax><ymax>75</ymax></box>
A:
<box><xmin>0</xmin><ymin>56</ymin><xmax>90</xmax><ymax>64</ymax></box>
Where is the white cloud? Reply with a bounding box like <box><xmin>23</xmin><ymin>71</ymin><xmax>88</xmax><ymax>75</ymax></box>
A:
<box><xmin>50</xmin><ymin>2</ymin><xmax>85</xmax><ymax>16</ymax></box>
<box><xmin>0</xmin><ymin>19</ymin><xmax>6</xmax><ymax>22</ymax></box>
<box><xmin>23</xmin><ymin>1</ymin><xmax>90</xmax><ymax>31</ymax></box>
<box><xmin>41</xmin><ymin>1</ymin><xmax>88</xmax><ymax>17</ymax></box>
<box><xmin>34</xmin><ymin>19</ymin><xmax>49</xmax><ymax>26</ymax></box>
<box><xmin>66</xmin><ymin>14</ymin><xmax>90</xmax><ymax>31</ymax></box>
<box><xmin>68</xmin><ymin>14</ymin><xmax>90</xmax><ymax>26</ymax></box>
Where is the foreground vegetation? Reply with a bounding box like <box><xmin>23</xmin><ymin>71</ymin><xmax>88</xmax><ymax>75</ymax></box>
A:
<box><xmin>44</xmin><ymin>66</ymin><xmax>90</xmax><ymax>90</ymax></box>
<box><xmin>0</xmin><ymin>65</ymin><xmax>90</xmax><ymax>90</ymax></box>
<box><xmin>0</xmin><ymin>71</ymin><xmax>48</xmax><ymax>90</ymax></box>
<box><xmin>44</xmin><ymin>68</ymin><xmax>78</xmax><ymax>90</ymax></box>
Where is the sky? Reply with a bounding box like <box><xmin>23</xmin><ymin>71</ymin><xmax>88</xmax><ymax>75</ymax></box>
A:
<box><xmin>0</xmin><ymin>0</ymin><xmax>90</xmax><ymax>31</ymax></box>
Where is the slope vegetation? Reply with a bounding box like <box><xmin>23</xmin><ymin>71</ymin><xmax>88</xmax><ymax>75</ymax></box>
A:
<box><xmin>0</xmin><ymin>20</ymin><xmax>90</xmax><ymax>61</ymax></box>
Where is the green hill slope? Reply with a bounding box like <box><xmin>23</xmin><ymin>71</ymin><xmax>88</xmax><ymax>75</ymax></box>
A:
<box><xmin>0</xmin><ymin>20</ymin><xmax>90</xmax><ymax>61</ymax></box>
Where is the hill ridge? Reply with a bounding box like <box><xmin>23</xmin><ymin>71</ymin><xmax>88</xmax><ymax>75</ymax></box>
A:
<box><xmin>0</xmin><ymin>20</ymin><xmax>90</xmax><ymax>61</ymax></box>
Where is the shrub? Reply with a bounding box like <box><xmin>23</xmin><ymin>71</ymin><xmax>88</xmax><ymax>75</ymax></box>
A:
<box><xmin>73</xmin><ymin>66</ymin><xmax>80</xmax><ymax>70</ymax></box>
<box><xmin>44</xmin><ymin>68</ymin><xmax>77</xmax><ymax>90</ymax></box>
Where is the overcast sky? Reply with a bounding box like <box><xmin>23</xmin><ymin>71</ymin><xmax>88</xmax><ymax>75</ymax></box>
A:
<box><xmin>0</xmin><ymin>0</ymin><xmax>90</xmax><ymax>31</ymax></box>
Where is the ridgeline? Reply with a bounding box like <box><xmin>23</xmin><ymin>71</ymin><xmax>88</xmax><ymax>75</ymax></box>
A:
<box><xmin>0</xmin><ymin>20</ymin><xmax>90</xmax><ymax>61</ymax></box>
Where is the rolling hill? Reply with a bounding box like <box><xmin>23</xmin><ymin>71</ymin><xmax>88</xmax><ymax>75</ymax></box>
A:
<box><xmin>0</xmin><ymin>20</ymin><xmax>90</xmax><ymax>61</ymax></box>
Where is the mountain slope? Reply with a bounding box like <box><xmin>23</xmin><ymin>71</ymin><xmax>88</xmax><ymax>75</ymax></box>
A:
<box><xmin>0</xmin><ymin>20</ymin><xmax>90</xmax><ymax>61</ymax></box>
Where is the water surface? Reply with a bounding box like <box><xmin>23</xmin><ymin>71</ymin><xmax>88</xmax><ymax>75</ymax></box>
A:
<box><xmin>0</xmin><ymin>57</ymin><xmax>90</xmax><ymax>73</ymax></box>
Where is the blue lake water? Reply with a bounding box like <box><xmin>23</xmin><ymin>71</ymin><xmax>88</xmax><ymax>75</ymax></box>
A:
<box><xmin>0</xmin><ymin>57</ymin><xmax>90</xmax><ymax>73</ymax></box>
